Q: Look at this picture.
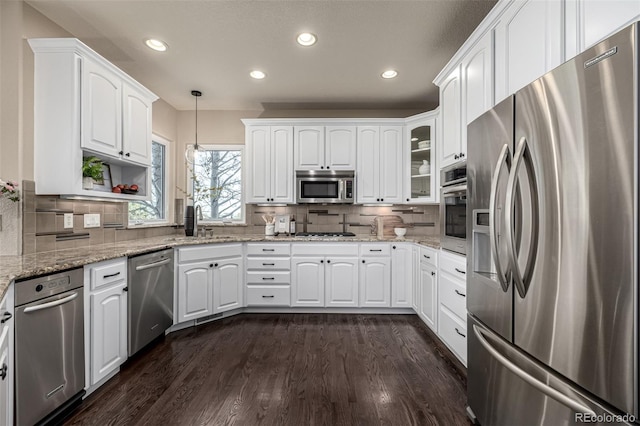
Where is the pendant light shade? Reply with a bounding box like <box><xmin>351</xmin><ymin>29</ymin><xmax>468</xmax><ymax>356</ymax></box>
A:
<box><xmin>185</xmin><ymin>90</ymin><xmax>202</xmax><ymax>164</ymax></box>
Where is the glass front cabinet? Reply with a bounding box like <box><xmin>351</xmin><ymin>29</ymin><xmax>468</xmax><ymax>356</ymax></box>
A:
<box><xmin>404</xmin><ymin>110</ymin><xmax>439</xmax><ymax>203</ymax></box>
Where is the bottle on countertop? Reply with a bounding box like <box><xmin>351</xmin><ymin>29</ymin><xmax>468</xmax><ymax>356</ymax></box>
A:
<box><xmin>290</xmin><ymin>215</ymin><xmax>296</xmax><ymax>235</ymax></box>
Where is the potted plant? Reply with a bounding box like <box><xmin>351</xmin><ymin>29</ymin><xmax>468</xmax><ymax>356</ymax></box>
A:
<box><xmin>82</xmin><ymin>156</ymin><xmax>104</xmax><ymax>190</ymax></box>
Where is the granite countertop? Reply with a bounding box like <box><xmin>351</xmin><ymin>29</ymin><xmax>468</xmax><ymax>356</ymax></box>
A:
<box><xmin>0</xmin><ymin>234</ymin><xmax>440</xmax><ymax>299</ymax></box>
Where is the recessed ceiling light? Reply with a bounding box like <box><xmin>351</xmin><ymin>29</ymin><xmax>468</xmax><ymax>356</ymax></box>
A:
<box><xmin>381</xmin><ymin>70</ymin><xmax>398</xmax><ymax>79</ymax></box>
<box><xmin>145</xmin><ymin>38</ymin><xmax>168</xmax><ymax>52</ymax></box>
<box><xmin>250</xmin><ymin>70</ymin><xmax>266</xmax><ymax>79</ymax></box>
<box><xmin>297</xmin><ymin>32</ymin><xmax>317</xmax><ymax>47</ymax></box>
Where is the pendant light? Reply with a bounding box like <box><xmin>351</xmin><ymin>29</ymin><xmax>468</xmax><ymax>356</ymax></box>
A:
<box><xmin>185</xmin><ymin>90</ymin><xmax>202</xmax><ymax>164</ymax></box>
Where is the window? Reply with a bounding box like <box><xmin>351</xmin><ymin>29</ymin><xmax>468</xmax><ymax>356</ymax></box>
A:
<box><xmin>128</xmin><ymin>138</ymin><xmax>168</xmax><ymax>224</ymax></box>
<box><xmin>189</xmin><ymin>145</ymin><xmax>244</xmax><ymax>223</ymax></box>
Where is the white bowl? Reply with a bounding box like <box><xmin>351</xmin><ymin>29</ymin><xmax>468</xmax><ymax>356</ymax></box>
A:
<box><xmin>394</xmin><ymin>227</ymin><xmax>407</xmax><ymax>237</ymax></box>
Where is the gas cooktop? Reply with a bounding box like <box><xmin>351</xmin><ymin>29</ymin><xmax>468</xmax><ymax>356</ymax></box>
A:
<box><xmin>295</xmin><ymin>232</ymin><xmax>356</xmax><ymax>237</ymax></box>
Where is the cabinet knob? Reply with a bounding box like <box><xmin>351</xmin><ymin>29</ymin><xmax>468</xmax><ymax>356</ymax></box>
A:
<box><xmin>392</xmin><ymin>246</ymin><xmax>396</xmax><ymax>249</ymax></box>
<box><xmin>460</xmin><ymin>152</ymin><xmax>465</xmax><ymax>158</ymax></box>
<box><xmin>125</xmin><ymin>152</ymin><xmax>131</xmax><ymax>157</ymax></box>
<box><xmin>376</xmin><ymin>198</ymin><xmax>380</xmax><ymax>202</ymax></box>
<box><xmin>321</xmin><ymin>166</ymin><xmax>324</xmax><ymax>169</ymax></box>
<box><xmin>320</xmin><ymin>260</ymin><xmax>324</xmax><ymax>263</ymax></box>
<box><xmin>431</xmin><ymin>271</ymin><xmax>435</xmax><ymax>276</ymax></box>
<box><xmin>380</xmin><ymin>198</ymin><xmax>384</xmax><ymax>202</ymax></box>
<box><xmin>210</xmin><ymin>263</ymin><xmax>214</xmax><ymax>268</ymax></box>
<box><xmin>406</xmin><ymin>198</ymin><xmax>410</xmax><ymax>202</ymax></box>
<box><xmin>0</xmin><ymin>363</ymin><xmax>6</xmax><ymax>380</ymax></box>
<box><xmin>326</xmin><ymin>166</ymin><xmax>330</xmax><ymax>169</ymax></box>
<box><xmin>454</xmin><ymin>154</ymin><xmax>459</xmax><ymax>160</ymax></box>
<box><xmin>119</xmin><ymin>151</ymin><xmax>124</xmax><ymax>155</ymax></box>
<box><xmin>327</xmin><ymin>259</ymin><xmax>331</xmax><ymax>263</ymax></box>
<box><xmin>362</xmin><ymin>260</ymin><xmax>365</xmax><ymax>264</ymax></box>
<box><xmin>215</xmin><ymin>263</ymin><xmax>219</xmax><ymax>267</ymax></box>
<box><xmin>123</xmin><ymin>287</ymin><xmax>129</xmax><ymax>292</ymax></box>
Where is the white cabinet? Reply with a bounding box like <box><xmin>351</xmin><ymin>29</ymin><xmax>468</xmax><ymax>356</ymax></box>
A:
<box><xmin>419</xmin><ymin>261</ymin><xmax>438</xmax><ymax>332</ymax></box>
<box><xmin>246</xmin><ymin>243</ymin><xmax>291</xmax><ymax>307</ymax></box>
<box><xmin>391</xmin><ymin>243</ymin><xmax>413</xmax><ymax>308</ymax></box>
<box><xmin>0</xmin><ymin>286</ymin><xmax>13</xmax><ymax>426</ymax></box>
<box><xmin>359</xmin><ymin>244</ymin><xmax>391</xmax><ymax>307</ymax></box>
<box><xmin>411</xmin><ymin>246</ymin><xmax>420</xmax><ymax>312</ymax></box>
<box><xmin>462</xmin><ymin>31</ymin><xmax>494</xmax><ymax>127</ymax></box>
<box><xmin>405</xmin><ymin>111</ymin><xmax>438</xmax><ymax>203</ymax></box>
<box><xmin>245</xmin><ymin>125</ymin><xmax>294</xmax><ymax>204</ymax></box>
<box><xmin>325</xmin><ymin>257</ymin><xmax>359</xmax><ymax>307</ymax></box>
<box><xmin>28</xmin><ymin>38</ymin><xmax>157</xmax><ymax>200</ymax></box>
<box><xmin>294</xmin><ymin>126</ymin><xmax>356</xmax><ymax>171</ymax></box>
<box><xmin>291</xmin><ymin>257</ymin><xmax>325</xmax><ymax>307</ymax></box>
<box><xmin>85</xmin><ymin>258</ymin><xmax>128</xmax><ymax>387</ymax></box>
<box><xmin>357</xmin><ymin>126</ymin><xmax>404</xmax><ymax>204</ymax></box>
<box><xmin>177</xmin><ymin>261</ymin><xmax>214</xmax><ymax>322</ymax></box>
<box><xmin>438</xmin><ymin>249</ymin><xmax>467</xmax><ymax>365</ymax></box>
<box><xmin>439</xmin><ymin>67</ymin><xmax>463</xmax><ymax>169</ymax></box>
<box><xmin>213</xmin><ymin>256</ymin><xmax>243</xmax><ymax>314</ymax></box>
<box><xmin>494</xmin><ymin>0</ymin><xmax>564</xmax><ymax>102</ymax></box>
<box><xmin>574</xmin><ymin>0</ymin><xmax>640</xmax><ymax>54</ymax></box>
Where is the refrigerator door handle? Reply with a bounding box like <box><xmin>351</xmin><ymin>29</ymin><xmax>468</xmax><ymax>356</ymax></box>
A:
<box><xmin>473</xmin><ymin>324</ymin><xmax>597</xmax><ymax>416</ymax></box>
<box><xmin>505</xmin><ymin>136</ymin><xmax>540</xmax><ymax>298</ymax></box>
<box><xmin>489</xmin><ymin>143</ymin><xmax>511</xmax><ymax>292</ymax></box>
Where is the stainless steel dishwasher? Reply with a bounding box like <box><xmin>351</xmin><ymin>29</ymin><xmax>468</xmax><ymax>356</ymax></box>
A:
<box><xmin>128</xmin><ymin>249</ymin><xmax>174</xmax><ymax>356</ymax></box>
<box><xmin>15</xmin><ymin>268</ymin><xmax>85</xmax><ymax>426</ymax></box>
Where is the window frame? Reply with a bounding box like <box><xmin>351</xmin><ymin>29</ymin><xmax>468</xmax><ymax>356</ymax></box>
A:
<box><xmin>128</xmin><ymin>134</ymin><xmax>170</xmax><ymax>227</ymax></box>
<box><xmin>186</xmin><ymin>144</ymin><xmax>245</xmax><ymax>225</ymax></box>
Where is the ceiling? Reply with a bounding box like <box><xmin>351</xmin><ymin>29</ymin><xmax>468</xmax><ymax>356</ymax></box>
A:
<box><xmin>26</xmin><ymin>0</ymin><xmax>497</xmax><ymax>112</ymax></box>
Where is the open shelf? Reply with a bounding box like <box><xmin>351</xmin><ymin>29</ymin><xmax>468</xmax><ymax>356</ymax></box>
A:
<box><xmin>411</xmin><ymin>174</ymin><xmax>431</xmax><ymax>178</ymax></box>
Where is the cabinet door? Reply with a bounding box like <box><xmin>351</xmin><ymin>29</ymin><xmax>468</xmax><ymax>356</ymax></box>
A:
<box><xmin>122</xmin><ymin>84</ymin><xmax>152</xmax><ymax>166</ymax></box>
<box><xmin>419</xmin><ymin>263</ymin><xmax>437</xmax><ymax>331</ymax></box>
<box><xmin>379</xmin><ymin>126</ymin><xmax>404</xmax><ymax>203</ymax></box>
<box><xmin>580</xmin><ymin>0</ymin><xmax>640</xmax><ymax>50</ymax></box>
<box><xmin>411</xmin><ymin>246</ymin><xmax>420</xmax><ymax>311</ymax></box>
<box><xmin>271</xmin><ymin>126</ymin><xmax>294</xmax><ymax>203</ymax></box>
<box><xmin>462</xmin><ymin>31</ymin><xmax>493</xmax><ymax>129</ymax></box>
<box><xmin>246</xmin><ymin>126</ymin><xmax>271</xmax><ymax>203</ymax></box>
<box><xmin>291</xmin><ymin>257</ymin><xmax>325</xmax><ymax>307</ymax></box>
<box><xmin>213</xmin><ymin>257</ymin><xmax>243</xmax><ymax>313</ymax></box>
<box><xmin>177</xmin><ymin>262</ymin><xmax>214</xmax><ymax>322</ymax></box>
<box><xmin>91</xmin><ymin>283</ymin><xmax>127</xmax><ymax>385</ymax></box>
<box><xmin>356</xmin><ymin>126</ymin><xmax>380</xmax><ymax>203</ymax></box>
<box><xmin>325</xmin><ymin>257</ymin><xmax>359</xmax><ymax>307</ymax></box>
<box><xmin>82</xmin><ymin>57</ymin><xmax>122</xmax><ymax>158</ymax></box>
<box><xmin>391</xmin><ymin>244</ymin><xmax>412</xmax><ymax>308</ymax></box>
<box><xmin>359</xmin><ymin>258</ymin><xmax>391</xmax><ymax>307</ymax></box>
<box><xmin>439</xmin><ymin>66</ymin><xmax>462</xmax><ymax>169</ymax></box>
<box><xmin>494</xmin><ymin>0</ymin><xmax>564</xmax><ymax>102</ymax></box>
<box><xmin>405</xmin><ymin>115</ymin><xmax>438</xmax><ymax>203</ymax></box>
<box><xmin>294</xmin><ymin>126</ymin><xmax>325</xmax><ymax>170</ymax></box>
<box><xmin>325</xmin><ymin>126</ymin><xmax>356</xmax><ymax>170</ymax></box>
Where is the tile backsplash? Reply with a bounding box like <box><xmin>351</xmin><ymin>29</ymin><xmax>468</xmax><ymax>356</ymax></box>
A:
<box><xmin>21</xmin><ymin>180</ymin><xmax>439</xmax><ymax>254</ymax></box>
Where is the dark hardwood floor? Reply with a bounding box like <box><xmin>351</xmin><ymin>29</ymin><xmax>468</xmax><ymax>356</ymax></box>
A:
<box><xmin>65</xmin><ymin>314</ymin><xmax>469</xmax><ymax>426</ymax></box>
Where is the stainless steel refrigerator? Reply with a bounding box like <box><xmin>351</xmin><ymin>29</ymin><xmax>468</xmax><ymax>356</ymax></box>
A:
<box><xmin>466</xmin><ymin>23</ymin><xmax>637</xmax><ymax>425</ymax></box>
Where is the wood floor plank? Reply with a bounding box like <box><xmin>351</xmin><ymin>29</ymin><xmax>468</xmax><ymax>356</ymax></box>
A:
<box><xmin>65</xmin><ymin>314</ymin><xmax>470</xmax><ymax>426</ymax></box>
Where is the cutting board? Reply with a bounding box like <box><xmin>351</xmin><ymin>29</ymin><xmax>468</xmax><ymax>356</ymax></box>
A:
<box><xmin>371</xmin><ymin>215</ymin><xmax>405</xmax><ymax>238</ymax></box>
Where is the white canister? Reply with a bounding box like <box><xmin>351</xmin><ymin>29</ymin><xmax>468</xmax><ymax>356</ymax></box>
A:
<box><xmin>265</xmin><ymin>224</ymin><xmax>275</xmax><ymax>236</ymax></box>
<box><xmin>418</xmin><ymin>160</ymin><xmax>430</xmax><ymax>175</ymax></box>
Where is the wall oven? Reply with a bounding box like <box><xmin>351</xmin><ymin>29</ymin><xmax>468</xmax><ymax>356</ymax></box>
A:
<box><xmin>440</xmin><ymin>163</ymin><xmax>467</xmax><ymax>255</ymax></box>
<box><xmin>296</xmin><ymin>171</ymin><xmax>354</xmax><ymax>204</ymax></box>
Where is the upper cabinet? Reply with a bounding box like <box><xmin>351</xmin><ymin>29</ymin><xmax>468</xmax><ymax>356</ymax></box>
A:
<box><xmin>356</xmin><ymin>126</ymin><xmax>404</xmax><ymax>204</ymax></box>
<box><xmin>404</xmin><ymin>111</ymin><xmax>438</xmax><ymax>203</ymax></box>
<box><xmin>438</xmin><ymin>66</ymin><xmax>463</xmax><ymax>169</ymax></box>
<box><xmin>294</xmin><ymin>125</ymin><xmax>356</xmax><ymax>171</ymax></box>
<box><xmin>244</xmin><ymin>125</ymin><xmax>295</xmax><ymax>204</ymax></box>
<box><xmin>494</xmin><ymin>0</ymin><xmax>564</xmax><ymax>103</ymax></box>
<box><xmin>29</xmin><ymin>38</ymin><xmax>157</xmax><ymax>200</ymax></box>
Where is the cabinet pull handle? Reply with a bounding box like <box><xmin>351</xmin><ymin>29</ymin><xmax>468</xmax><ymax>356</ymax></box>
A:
<box><xmin>455</xmin><ymin>289</ymin><xmax>466</xmax><ymax>297</ymax></box>
<box><xmin>262</xmin><ymin>249</ymin><xmax>275</xmax><ymax>252</ymax></box>
<box><xmin>262</xmin><ymin>263</ymin><xmax>275</xmax><ymax>266</ymax></box>
<box><xmin>262</xmin><ymin>295</ymin><xmax>275</xmax><ymax>298</ymax></box>
<box><xmin>423</xmin><ymin>254</ymin><xmax>430</xmax><ymax>259</ymax></box>
<box><xmin>370</xmin><ymin>249</ymin><xmax>382</xmax><ymax>252</ymax></box>
<box><xmin>455</xmin><ymin>328</ymin><xmax>466</xmax><ymax>338</ymax></box>
<box><xmin>0</xmin><ymin>312</ymin><xmax>12</xmax><ymax>324</ymax></box>
<box><xmin>262</xmin><ymin>277</ymin><xmax>275</xmax><ymax>280</ymax></box>
<box><xmin>454</xmin><ymin>268</ymin><xmax>466</xmax><ymax>275</ymax></box>
<box><xmin>0</xmin><ymin>364</ymin><xmax>7</xmax><ymax>380</ymax></box>
<box><xmin>103</xmin><ymin>272</ymin><xmax>121</xmax><ymax>278</ymax></box>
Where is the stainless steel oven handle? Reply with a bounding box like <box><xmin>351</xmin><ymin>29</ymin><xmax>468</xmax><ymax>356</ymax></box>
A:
<box><xmin>489</xmin><ymin>144</ymin><xmax>511</xmax><ymax>292</ymax></box>
<box><xmin>23</xmin><ymin>292</ymin><xmax>79</xmax><ymax>313</ymax></box>
<box><xmin>473</xmin><ymin>325</ymin><xmax>596</xmax><ymax>416</ymax></box>
<box><xmin>505</xmin><ymin>137</ymin><xmax>539</xmax><ymax>299</ymax></box>
<box><xmin>442</xmin><ymin>184</ymin><xmax>467</xmax><ymax>196</ymax></box>
<box><xmin>136</xmin><ymin>257</ymin><xmax>171</xmax><ymax>271</ymax></box>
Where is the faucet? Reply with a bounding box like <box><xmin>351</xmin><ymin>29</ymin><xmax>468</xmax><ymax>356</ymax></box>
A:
<box><xmin>194</xmin><ymin>205</ymin><xmax>203</xmax><ymax>237</ymax></box>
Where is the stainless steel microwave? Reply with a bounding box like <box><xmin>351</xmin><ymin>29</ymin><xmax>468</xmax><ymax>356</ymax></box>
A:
<box><xmin>296</xmin><ymin>171</ymin><xmax>355</xmax><ymax>204</ymax></box>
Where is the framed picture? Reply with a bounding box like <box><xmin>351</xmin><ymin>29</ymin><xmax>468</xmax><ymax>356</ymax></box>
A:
<box><xmin>94</xmin><ymin>164</ymin><xmax>112</xmax><ymax>192</ymax></box>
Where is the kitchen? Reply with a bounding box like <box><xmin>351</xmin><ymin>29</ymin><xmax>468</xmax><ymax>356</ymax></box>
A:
<box><xmin>1</xmin><ymin>0</ymin><xmax>640</xmax><ymax>425</ymax></box>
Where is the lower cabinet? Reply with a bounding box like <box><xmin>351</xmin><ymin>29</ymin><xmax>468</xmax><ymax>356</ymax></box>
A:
<box><xmin>213</xmin><ymin>257</ymin><xmax>243</xmax><ymax>314</ymax></box>
<box><xmin>419</xmin><ymin>261</ymin><xmax>438</xmax><ymax>331</ymax></box>
<box><xmin>438</xmin><ymin>250</ymin><xmax>467</xmax><ymax>365</ymax></box>
<box><xmin>359</xmin><ymin>257</ymin><xmax>391</xmax><ymax>307</ymax></box>
<box><xmin>291</xmin><ymin>257</ymin><xmax>325</xmax><ymax>307</ymax></box>
<box><xmin>325</xmin><ymin>257</ymin><xmax>359</xmax><ymax>307</ymax></box>
<box><xmin>391</xmin><ymin>243</ymin><xmax>413</xmax><ymax>307</ymax></box>
<box><xmin>85</xmin><ymin>258</ymin><xmax>128</xmax><ymax>387</ymax></box>
<box><xmin>0</xmin><ymin>286</ymin><xmax>13</xmax><ymax>426</ymax></box>
<box><xmin>177</xmin><ymin>261</ymin><xmax>214</xmax><ymax>322</ymax></box>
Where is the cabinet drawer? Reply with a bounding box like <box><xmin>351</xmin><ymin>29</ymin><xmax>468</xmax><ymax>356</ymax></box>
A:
<box><xmin>246</xmin><ymin>257</ymin><xmax>291</xmax><ymax>270</ymax></box>
<box><xmin>439</xmin><ymin>306</ymin><xmax>467</xmax><ymax>365</ymax></box>
<box><xmin>246</xmin><ymin>243</ymin><xmax>291</xmax><ymax>256</ymax></box>
<box><xmin>439</xmin><ymin>274</ymin><xmax>467</xmax><ymax>319</ymax></box>
<box><xmin>246</xmin><ymin>285</ymin><xmax>291</xmax><ymax>306</ymax></box>
<box><xmin>178</xmin><ymin>244</ymin><xmax>242</xmax><ymax>263</ymax></box>
<box><xmin>292</xmin><ymin>243</ymin><xmax>358</xmax><ymax>256</ymax></box>
<box><xmin>89</xmin><ymin>258</ymin><xmax>127</xmax><ymax>290</ymax></box>
<box><xmin>419</xmin><ymin>246</ymin><xmax>438</xmax><ymax>267</ymax></box>
<box><xmin>439</xmin><ymin>250</ymin><xmax>466</xmax><ymax>279</ymax></box>
<box><xmin>360</xmin><ymin>244</ymin><xmax>391</xmax><ymax>256</ymax></box>
<box><xmin>246</xmin><ymin>271</ymin><xmax>291</xmax><ymax>285</ymax></box>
